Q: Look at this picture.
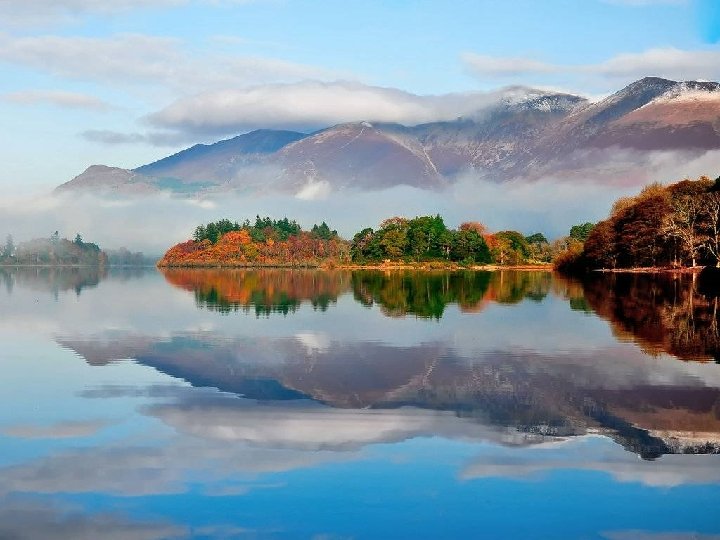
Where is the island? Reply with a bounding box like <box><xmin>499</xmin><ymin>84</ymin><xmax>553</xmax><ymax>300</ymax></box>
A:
<box><xmin>157</xmin><ymin>215</ymin><xmax>560</xmax><ymax>269</ymax></box>
<box><xmin>0</xmin><ymin>232</ymin><xmax>107</xmax><ymax>267</ymax></box>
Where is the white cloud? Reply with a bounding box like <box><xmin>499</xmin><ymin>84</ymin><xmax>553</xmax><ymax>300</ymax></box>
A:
<box><xmin>460</xmin><ymin>436</ymin><xmax>720</xmax><ymax>488</ymax></box>
<box><xmin>1</xmin><ymin>90</ymin><xmax>113</xmax><ymax>111</ymax></box>
<box><xmin>148</xmin><ymin>401</ymin><xmax>529</xmax><ymax>451</ymax></box>
<box><xmin>0</xmin><ymin>499</ymin><xmax>185</xmax><ymax>540</ymax></box>
<box><xmin>2</xmin><ymin>419</ymin><xmax>110</xmax><ymax>439</ymax></box>
<box><xmin>0</xmin><ymin>0</ymin><xmax>258</xmax><ymax>27</ymax></box>
<box><xmin>147</xmin><ymin>81</ymin><xmax>439</xmax><ymax>133</ymax></box>
<box><xmin>145</xmin><ymin>80</ymin><xmax>549</xmax><ymax>135</ymax></box>
<box><xmin>0</xmin><ymin>33</ymin><xmax>336</xmax><ymax>93</ymax></box>
<box><xmin>295</xmin><ymin>179</ymin><xmax>332</xmax><ymax>201</ymax></box>
<box><xmin>592</xmin><ymin>48</ymin><xmax>720</xmax><ymax>80</ymax></box>
<box><xmin>461</xmin><ymin>53</ymin><xmax>559</xmax><ymax>76</ymax></box>
<box><xmin>80</xmin><ymin>129</ymin><xmax>191</xmax><ymax>146</ymax></box>
<box><xmin>463</xmin><ymin>47</ymin><xmax>720</xmax><ymax>84</ymax></box>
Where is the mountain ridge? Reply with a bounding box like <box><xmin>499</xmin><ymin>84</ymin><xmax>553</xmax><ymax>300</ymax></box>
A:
<box><xmin>55</xmin><ymin>77</ymin><xmax>720</xmax><ymax>196</ymax></box>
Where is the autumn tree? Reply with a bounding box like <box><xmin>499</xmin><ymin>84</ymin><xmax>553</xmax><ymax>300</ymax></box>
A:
<box><xmin>583</xmin><ymin>220</ymin><xmax>617</xmax><ymax>269</ymax></box>
<box><xmin>578</xmin><ymin>176</ymin><xmax>718</xmax><ymax>271</ymax></box>
<box><xmin>703</xmin><ymin>191</ymin><xmax>720</xmax><ymax>267</ymax></box>
<box><xmin>459</xmin><ymin>222</ymin><xmax>488</xmax><ymax>235</ymax></box>
<box><xmin>664</xmin><ymin>179</ymin><xmax>712</xmax><ymax>267</ymax></box>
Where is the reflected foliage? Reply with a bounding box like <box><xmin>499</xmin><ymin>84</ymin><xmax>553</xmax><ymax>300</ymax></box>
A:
<box><xmin>162</xmin><ymin>268</ymin><xmax>352</xmax><ymax>315</ymax></box>
<box><xmin>352</xmin><ymin>270</ymin><xmax>551</xmax><ymax>318</ymax></box>
<box><xmin>583</xmin><ymin>272</ymin><xmax>720</xmax><ymax>362</ymax></box>
<box><xmin>0</xmin><ymin>266</ymin><xmax>105</xmax><ymax>297</ymax></box>
<box><xmin>352</xmin><ymin>271</ymin><xmax>491</xmax><ymax>319</ymax></box>
<box><xmin>163</xmin><ymin>269</ymin><xmax>554</xmax><ymax>318</ymax></box>
<box><xmin>0</xmin><ymin>266</ymin><xmax>154</xmax><ymax>297</ymax></box>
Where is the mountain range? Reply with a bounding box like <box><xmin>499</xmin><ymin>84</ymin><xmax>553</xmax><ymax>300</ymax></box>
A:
<box><xmin>56</xmin><ymin>77</ymin><xmax>720</xmax><ymax>196</ymax></box>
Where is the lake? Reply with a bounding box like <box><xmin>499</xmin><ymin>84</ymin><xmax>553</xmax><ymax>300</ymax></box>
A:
<box><xmin>0</xmin><ymin>267</ymin><xmax>719</xmax><ymax>539</ymax></box>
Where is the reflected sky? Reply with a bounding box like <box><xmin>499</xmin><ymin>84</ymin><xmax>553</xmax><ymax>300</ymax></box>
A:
<box><xmin>0</xmin><ymin>267</ymin><xmax>719</xmax><ymax>539</ymax></box>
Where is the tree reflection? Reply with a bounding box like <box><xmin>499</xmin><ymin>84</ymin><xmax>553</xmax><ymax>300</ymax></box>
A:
<box><xmin>351</xmin><ymin>270</ymin><xmax>552</xmax><ymax>318</ymax></box>
<box><xmin>0</xmin><ymin>266</ymin><xmax>106</xmax><ymax>297</ymax></box>
<box><xmin>162</xmin><ymin>269</ymin><xmax>556</xmax><ymax>318</ymax></box>
<box><xmin>582</xmin><ymin>272</ymin><xmax>720</xmax><ymax>362</ymax></box>
<box><xmin>161</xmin><ymin>268</ymin><xmax>352</xmax><ymax>315</ymax></box>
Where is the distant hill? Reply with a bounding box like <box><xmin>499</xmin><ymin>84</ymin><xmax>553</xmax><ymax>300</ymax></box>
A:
<box><xmin>55</xmin><ymin>77</ymin><xmax>720</xmax><ymax>196</ymax></box>
<box><xmin>1</xmin><ymin>234</ymin><xmax>107</xmax><ymax>266</ymax></box>
<box><xmin>135</xmin><ymin>129</ymin><xmax>307</xmax><ymax>184</ymax></box>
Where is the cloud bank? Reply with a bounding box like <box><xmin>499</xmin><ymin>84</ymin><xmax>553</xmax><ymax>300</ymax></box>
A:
<box><xmin>463</xmin><ymin>47</ymin><xmax>720</xmax><ymax>83</ymax></box>
<box><xmin>1</xmin><ymin>90</ymin><xmax>113</xmax><ymax>111</ymax></box>
<box><xmin>145</xmin><ymin>80</ymin><xmax>560</xmax><ymax>135</ymax></box>
<box><xmin>0</xmin><ymin>32</ymin><xmax>336</xmax><ymax>94</ymax></box>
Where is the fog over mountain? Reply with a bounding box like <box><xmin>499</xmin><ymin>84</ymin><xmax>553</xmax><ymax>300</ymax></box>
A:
<box><xmin>57</xmin><ymin>77</ymin><xmax>720</xmax><ymax>197</ymax></box>
<box><xmin>1</xmin><ymin>77</ymin><xmax>718</xmax><ymax>253</ymax></box>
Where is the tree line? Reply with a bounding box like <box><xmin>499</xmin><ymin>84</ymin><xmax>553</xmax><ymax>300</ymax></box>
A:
<box><xmin>0</xmin><ymin>232</ymin><xmax>107</xmax><ymax>266</ymax></box>
<box><xmin>349</xmin><ymin>215</ymin><xmax>593</xmax><ymax>266</ymax></box>
<box><xmin>161</xmin><ymin>214</ymin><xmax>565</xmax><ymax>267</ymax></box>
<box><xmin>556</xmin><ymin>175</ymin><xmax>720</xmax><ymax>272</ymax></box>
<box><xmin>162</xmin><ymin>172</ymin><xmax>720</xmax><ymax>270</ymax></box>
<box><xmin>161</xmin><ymin>216</ymin><xmax>347</xmax><ymax>267</ymax></box>
<box><xmin>193</xmin><ymin>217</ymin><xmax>338</xmax><ymax>244</ymax></box>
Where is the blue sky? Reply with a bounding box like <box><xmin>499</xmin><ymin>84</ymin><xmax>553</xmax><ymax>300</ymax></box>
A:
<box><xmin>0</xmin><ymin>0</ymin><xmax>718</xmax><ymax>191</ymax></box>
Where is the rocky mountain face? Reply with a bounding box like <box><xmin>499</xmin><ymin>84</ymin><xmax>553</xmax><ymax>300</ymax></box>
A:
<box><xmin>55</xmin><ymin>77</ymin><xmax>720</xmax><ymax>196</ymax></box>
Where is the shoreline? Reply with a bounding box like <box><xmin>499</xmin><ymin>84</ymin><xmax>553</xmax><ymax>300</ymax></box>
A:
<box><xmin>592</xmin><ymin>266</ymin><xmax>708</xmax><ymax>274</ymax></box>
<box><xmin>157</xmin><ymin>262</ymin><xmax>556</xmax><ymax>271</ymax></box>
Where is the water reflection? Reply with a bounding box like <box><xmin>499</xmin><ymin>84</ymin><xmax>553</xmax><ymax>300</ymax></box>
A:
<box><xmin>0</xmin><ymin>265</ymin><xmax>154</xmax><ymax>298</ymax></box>
<box><xmin>2</xmin><ymin>268</ymin><xmax>720</xmax><ymax>538</ymax></box>
<box><xmin>161</xmin><ymin>268</ymin><xmax>556</xmax><ymax>318</ymax></box>
<box><xmin>0</xmin><ymin>265</ymin><xmax>106</xmax><ymax>297</ymax></box>
<box><xmin>160</xmin><ymin>268</ymin><xmax>720</xmax><ymax>364</ymax></box>
<box><xmin>162</xmin><ymin>268</ymin><xmax>350</xmax><ymax>315</ymax></box>
<box><xmin>30</xmin><ymin>268</ymin><xmax>719</xmax><ymax>458</ymax></box>
<box><xmin>57</xmin><ymin>331</ymin><xmax>720</xmax><ymax>459</ymax></box>
<box><xmin>583</xmin><ymin>272</ymin><xmax>720</xmax><ymax>362</ymax></box>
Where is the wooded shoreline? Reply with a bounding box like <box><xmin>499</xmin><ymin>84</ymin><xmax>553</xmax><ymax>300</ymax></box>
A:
<box><xmin>156</xmin><ymin>261</ymin><xmax>556</xmax><ymax>270</ymax></box>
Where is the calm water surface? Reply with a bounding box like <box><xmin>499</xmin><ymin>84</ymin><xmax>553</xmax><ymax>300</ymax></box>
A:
<box><xmin>0</xmin><ymin>267</ymin><xmax>719</xmax><ymax>539</ymax></box>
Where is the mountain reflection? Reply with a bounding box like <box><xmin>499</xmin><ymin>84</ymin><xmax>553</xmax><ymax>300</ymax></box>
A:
<box><xmin>59</xmin><ymin>330</ymin><xmax>720</xmax><ymax>459</ymax></box>
<box><xmin>583</xmin><ymin>273</ymin><xmax>720</xmax><ymax>362</ymax></box>
<box><xmin>5</xmin><ymin>267</ymin><xmax>719</xmax><ymax>459</ymax></box>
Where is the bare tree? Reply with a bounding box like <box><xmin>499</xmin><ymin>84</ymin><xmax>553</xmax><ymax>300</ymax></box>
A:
<box><xmin>704</xmin><ymin>191</ymin><xmax>720</xmax><ymax>267</ymax></box>
<box><xmin>665</xmin><ymin>194</ymin><xmax>707</xmax><ymax>267</ymax></box>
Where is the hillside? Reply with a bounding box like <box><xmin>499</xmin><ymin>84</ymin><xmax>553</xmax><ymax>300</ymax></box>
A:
<box><xmin>55</xmin><ymin>77</ymin><xmax>720</xmax><ymax>196</ymax></box>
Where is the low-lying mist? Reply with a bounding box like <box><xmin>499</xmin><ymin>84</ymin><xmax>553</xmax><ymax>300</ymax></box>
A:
<box><xmin>3</xmin><ymin>148</ymin><xmax>717</xmax><ymax>255</ymax></box>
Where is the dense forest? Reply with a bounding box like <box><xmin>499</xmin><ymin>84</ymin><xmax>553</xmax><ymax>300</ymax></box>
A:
<box><xmin>160</xmin><ymin>214</ymin><xmax>558</xmax><ymax>267</ymax></box>
<box><xmin>557</xmin><ymin>176</ymin><xmax>720</xmax><ymax>272</ymax></box>
<box><xmin>0</xmin><ymin>232</ymin><xmax>107</xmax><ymax>266</ymax></box>
<box><xmin>159</xmin><ymin>216</ymin><xmax>348</xmax><ymax>267</ymax></box>
<box><xmin>350</xmin><ymin>216</ymin><xmax>543</xmax><ymax>265</ymax></box>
